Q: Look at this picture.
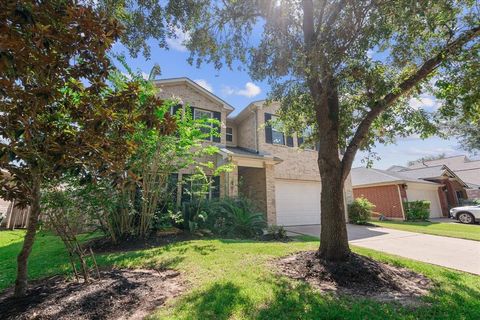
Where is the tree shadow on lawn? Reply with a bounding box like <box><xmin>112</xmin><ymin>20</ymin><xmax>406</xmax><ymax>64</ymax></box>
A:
<box><xmin>0</xmin><ymin>235</ymin><xmax>196</xmax><ymax>292</ymax></box>
<box><xmin>169</xmin><ymin>275</ymin><xmax>404</xmax><ymax>320</ymax></box>
<box><xmin>168</xmin><ymin>269</ymin><xmax>480</xmax><ymax>320</ymax></box>
<box><xmin>172</xmin><ymin>281</ymin><xmax>255</xmax><ymax>320</ymax></box>
<box><xmin>257</xmin><ymin>274</ymin><xmax>480</xmax><ymax>319</ymax></box>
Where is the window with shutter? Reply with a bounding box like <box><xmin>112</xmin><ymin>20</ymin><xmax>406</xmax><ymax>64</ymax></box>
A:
<box><xmin>270</xmin><ymin>115</ymin><xmax>286</xmax><ymax>146</ymax></box>
<box><xmin>212</xmin><ymin>111</ymin><xmax>221</xmax><ymax>143</ymax></box>
<box><xmin>193</xmin><ymin>108</ymin><xmax>217</xmax><ymax>141</ymax></box>
<box><xmin>171</xmin><ymin>104</ymin><xmax>182</xmax><ymax>117</ymax></box>
<box><xmin>265</xmin><ymin>113</ymin><xmax>273</xmax><ymax>143</ymax></box>
<box><xmin>298</xmin><ymin>126</ymin><xmax>318</xmax><ymax>150</ymax></box>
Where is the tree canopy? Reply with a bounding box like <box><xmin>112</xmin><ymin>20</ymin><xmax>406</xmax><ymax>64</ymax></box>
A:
<box><xmin>0</xmin><ymin>0</ymin><xmax>148</xmax><ymax>297</ymax></box>
<box><xmin>164</xmin><ymin>0</ymin><xmax>480</xmax><ymax>261</ymax></box>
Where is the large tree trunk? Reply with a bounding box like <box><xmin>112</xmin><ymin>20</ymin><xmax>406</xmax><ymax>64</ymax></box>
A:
<box><xmin>318</xmin><ymin>154</ymin><xmax>351</xmax><ymax>261</ymax></box>
<box><xmin>315</xmin><ymin>80</ymin><xmax>351</xmax><ymax>262</ymax></box>
<box><xmin>14</xmin><ymin>179</ymin><xmax>41</xmax><ymax>297</ymax></box>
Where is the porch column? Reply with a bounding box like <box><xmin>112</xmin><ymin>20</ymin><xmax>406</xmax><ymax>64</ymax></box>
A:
<box><xmin>444</xmin><ymin>179</ymin><xmax>458</xmax><ymax>207</ymax></box>
<box><xmin>226</xmin><ymin>161</ymin><xmax>238</xmax><ymax>198</ymax></box>
<box><xmin>264</xmin><ymin>163</ymin><xmax>277</xmax><ymax>225</ymax></box>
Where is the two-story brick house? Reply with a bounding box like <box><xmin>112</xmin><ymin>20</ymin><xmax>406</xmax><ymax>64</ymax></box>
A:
<box><xmin>155</xmin><ymin>77</ymin><xmax>354</xmax><ymax>226</ymax></box>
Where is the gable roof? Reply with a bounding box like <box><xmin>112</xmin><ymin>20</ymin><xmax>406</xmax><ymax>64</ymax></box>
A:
<box><xmin>387</xmin><ymin>165</ymin><xmax>408</xmax><ymax>172</ymax></box>
<box><xmin>406</xmin><ymin>154</ymin><xmax>480</xmax><ymax>170</ymax></box>
<box><xmin>351</xmin><ymin>167</ymin><xmax>439</xmax><ymax>187</ymax></box>
<box><xmin>398</xmin><ymin>165</ymin><xmax>470</xmax><ymax>188</ymax></box>
<box><xmin>154</xmin><ymin>77</ymin><xmax>235</xmax><ymax>112</ymax></box>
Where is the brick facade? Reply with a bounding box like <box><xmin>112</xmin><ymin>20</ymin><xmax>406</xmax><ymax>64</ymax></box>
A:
<box><xmin>353</xmin><ymin>184</ymin><xmax>405</xmax><ymax>218</ymax></box>
<box><xmin>466</xmin><ymin>188</ymin><xmax>480</xmax><ymax>200</ymax></box>
<box><xmin>155</xmin><ymin>79</ymin><xmax>354</xmax><ymax>225</ymax></box>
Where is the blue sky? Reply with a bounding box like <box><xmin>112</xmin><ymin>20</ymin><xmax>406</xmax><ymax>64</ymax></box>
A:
<box><xmin>112</xmin><ymin>36</ymin><xmax>468</xmax><ymax>170</ymax></box>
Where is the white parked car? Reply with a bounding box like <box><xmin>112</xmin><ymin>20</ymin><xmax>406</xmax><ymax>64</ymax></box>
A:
<box><xmin>450</xmin><ymin>205</ymin><xmax>480</xmax><ymax>224</ymax></box>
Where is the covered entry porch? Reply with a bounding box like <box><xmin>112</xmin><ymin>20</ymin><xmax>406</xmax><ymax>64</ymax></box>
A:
<box><xmin>219</xmin><ymin>147</ymin><xmax>281</xmax><ymax>225</ymax></box>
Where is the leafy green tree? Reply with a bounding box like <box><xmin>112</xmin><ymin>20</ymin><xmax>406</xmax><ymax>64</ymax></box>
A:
<box><xmin>0</xmin><ymin>0</ymin><xmax>142</xmax><ymax>297</ymax></box>
<box><xmin>454</xmin><ymin>122</ymin><xmax>480</xmax><ymax>153</ymax></box>
<box><xmin>168</xmin><ymin>1</ymin><xmax>479</xmax><ymax>261</ymax></box>
<box><xmin>94</xmin><ymin>1</ymin><xmax>204</xmax><ymax>59</ymax></box>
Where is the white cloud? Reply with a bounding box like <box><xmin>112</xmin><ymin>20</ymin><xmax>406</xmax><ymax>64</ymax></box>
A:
<box><xmin>409</xmin><ymin>95</ymin><xmax>440</xmax><ymax>111</ymax></box>
<box><xmin>222</xmin><ymin>82</ymin><xmax>261</xmax><ymax>98</ymax></box>
<box><xmin>194</xmin><ymin>79</ymin><xmax>213</xmax><ymax>92</ymax></box>
<box><xmin>166</xmin><ymin>27</ymin><xmax>190</xmax><ymax>52</ymax></box>
<box><xmin>141</xmin><ymin>72</ymin><xmax>149</xmax><ymax>80</ymax></box>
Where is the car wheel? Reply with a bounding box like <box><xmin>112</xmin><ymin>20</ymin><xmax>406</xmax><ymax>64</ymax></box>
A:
<box><xmin>457</xmin><ymin>212</ymin><xmax>475</xmax><ymax>224</ymax></box>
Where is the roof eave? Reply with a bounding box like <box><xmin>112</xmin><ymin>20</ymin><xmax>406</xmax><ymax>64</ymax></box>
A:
<box><xmin>154</xmin><ymin>77</ymin><xmax>235</xmax><ymax>112</ymax></box>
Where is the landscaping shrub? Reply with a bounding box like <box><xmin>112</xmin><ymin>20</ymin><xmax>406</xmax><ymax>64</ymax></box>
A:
<box><xmin>262</xmin><ymin>225</ymin><xmax>289</xmax><ymax>241</ymax></box>
<box><xmin>196</xmin><ymin>198</ymin><xmax>266</xmax><ymax>238</ymax></box>
<box><xmin>348</xmin><ymin>197</ymin><xmax>375</xmax><ymax>225</ymax></box>
<box><xmin>404</xmin><ymin>200</ymin><xmax>430</xmax><ymax>221</ymax></box>
<box><xmin>181</xmin><ymin>200</ymin><xmax>210</xmax><ymax>233</ymax></box>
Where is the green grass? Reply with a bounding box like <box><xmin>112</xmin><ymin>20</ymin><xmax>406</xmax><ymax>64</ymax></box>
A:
<box><xmin>1</xmin><ymin>230</ymin><xmax>479</xmax><ymax>319</ymax></box>
<box><xmin>371</xmin><ymin>220</ymin><xmax>480</xmax><ymax>241</ymax></box>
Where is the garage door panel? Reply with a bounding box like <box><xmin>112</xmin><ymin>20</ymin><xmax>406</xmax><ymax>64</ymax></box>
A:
<box><xmin>406</xmin><ymin>187</ymin><xmax>442</xmax><ymax>218</ymax></box>
<box><xmin>275</xmin><ymin>180</ymin><xmax>321</xmax><ymax>226</ymax></box>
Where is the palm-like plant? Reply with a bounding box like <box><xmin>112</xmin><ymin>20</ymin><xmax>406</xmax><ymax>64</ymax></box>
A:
<box><xmin>215</xmin><ymin>198</ymin><xmax>266</xmax><ymax>238</ymax></box>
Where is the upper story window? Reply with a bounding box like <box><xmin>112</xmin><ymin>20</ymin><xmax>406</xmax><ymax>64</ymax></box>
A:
<box><xmin>170</xmin><ymin>105</ymin><xmax>221</xmax><ymax>143</ymax></box>
<box><xmin>226</xmin><ymin>127</ymin><xmax>233</xmax><ymax>142</ymax></box>
<box><xmin>265</xmin><ymin>113</ymin><xmax>293</xmax><ymax>147</ymax></box>
<box><xmin>193</xmin><ymin>108</ymin><xmax>217</xmax><ymax>142</ymax></box>
<box><xmin>194</xmin><ymin>109</ymin><xmax>213</xmax><ymax>141</ymax></box>
<box><xmin>271</xmin><ymin>115</ymin><xmax>285</xmax><ymax>145</ymax></box>
<box><xmin>298</xmin><ymin>126</ymin><xmax>316</xmax><ymax>150</ymax></box>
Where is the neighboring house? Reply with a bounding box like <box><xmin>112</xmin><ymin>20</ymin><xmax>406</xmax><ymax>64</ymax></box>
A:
<box><xmin>155</xmin><ymin>77</ymin><xmax>354</xmax><ymax>226</ymax></box>
<box><xmin>389</xmin><ymin>165</ymin><xmax>469</xmax><ymax>209</ymax></box>
<box><xmin>402</xmin><ymin>155</ymin><xmax>480</xmax><ymax>200</ymax></box>
<box><xmin>351</xmin><ymin>167</ymin><xmax>445</xmax><ymax>219</ymax></box>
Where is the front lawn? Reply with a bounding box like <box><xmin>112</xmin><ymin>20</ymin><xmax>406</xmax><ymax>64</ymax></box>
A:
<box><xmin>1</xmin><ymin>231</ymin><xmax>479</xmax><ymax>319</ymax></box>
<box><xmin>372</xmin><ymin>220</ymin><xmax>480</xmax><ymax>241</ymax></box>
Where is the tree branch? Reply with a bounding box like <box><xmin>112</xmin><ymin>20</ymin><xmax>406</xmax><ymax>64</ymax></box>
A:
<box><xmin>341</xmin><ymin>24</ymin><xmax>480</xmax><ymax>181</ymax></box>
<box><xmin>302</xmin><ymin>0</ymin><xmax>315</xmax><ymax>47</ymax></box>
<box><xmin>302</xmin><ymin>0</ymin><xmax>323</xmax><ymax>96</ymax></box>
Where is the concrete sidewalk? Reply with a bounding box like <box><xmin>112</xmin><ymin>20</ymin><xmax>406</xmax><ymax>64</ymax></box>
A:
<box><xmin>286</xmin><ymin>224</ymin><xmax>480</xmax><ymax>275</ymax></box>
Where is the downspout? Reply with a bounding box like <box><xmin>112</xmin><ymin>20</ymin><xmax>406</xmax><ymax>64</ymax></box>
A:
<box><xmin>397</xmin><ymin>184</ymin><xmax>406</xmax><ymax>220</ymax></box>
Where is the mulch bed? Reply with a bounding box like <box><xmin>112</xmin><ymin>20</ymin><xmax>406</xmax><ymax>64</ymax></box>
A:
<box><xmin>0</xmin><ymin>269</ymin><xmax>185</xmax><ymax>320</ymax></box>
<box><xmin>276</xmin><ymin>251</ymin><xmax>432</xmax><ymax>305</ymax></box>
<box><xmin>87</xmin><ymin>232</ymin><xmax>196</xmax><ymax>253</ymax></box>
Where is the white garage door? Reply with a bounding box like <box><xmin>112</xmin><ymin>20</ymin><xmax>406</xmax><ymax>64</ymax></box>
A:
<box><xmin>275</xmin><ymin>179</ymin><xmax>321</xmax><ymax>226</ymax></box>
<box><xmin>406</xmin><ymin>185</ymin><xmax>443</xmax><ymax>218</ymax></box>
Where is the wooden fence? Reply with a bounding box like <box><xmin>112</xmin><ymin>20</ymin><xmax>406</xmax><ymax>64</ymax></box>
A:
<box><xmin>1</xmin><ymin>200</ymin><xmax>30</xmax><ymax>229</ymax></box>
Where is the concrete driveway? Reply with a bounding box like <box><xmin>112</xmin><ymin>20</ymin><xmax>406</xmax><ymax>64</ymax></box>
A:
<box><xmin>286</xmin><ymin>224</ymin><xmax>480</xmax><ymax>275</ymax></box>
